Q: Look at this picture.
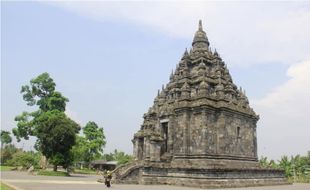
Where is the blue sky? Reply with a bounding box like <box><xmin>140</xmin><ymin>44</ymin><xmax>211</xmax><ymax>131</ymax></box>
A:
<box><xmin>2</xmin><ymin>1</ymin><xmax>310</xmax><ymax>160</ymax></box>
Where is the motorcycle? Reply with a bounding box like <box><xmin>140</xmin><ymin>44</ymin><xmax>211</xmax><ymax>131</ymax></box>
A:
<box><xmin>104</xmin><ymin>170</ymin><xmax>112</xmax><ymax>188</ymax></box>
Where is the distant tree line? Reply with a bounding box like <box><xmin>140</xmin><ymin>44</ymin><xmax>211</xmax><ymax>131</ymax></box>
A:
<box><xmin>102</xmin><ymin>149</ymin><xmax>134</xmax><ymax>165</ymax></box>
<box><xmin>259</xmin><ymin>152</ymin><xmax>310</xmax><ymax>183</ymax></box>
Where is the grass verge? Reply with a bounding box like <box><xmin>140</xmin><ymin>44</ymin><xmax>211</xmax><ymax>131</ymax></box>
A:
<box><xmin>72</xmin><ymin>169</ymin><xmax>97</xmax><ymax>175</ymax></box>
<box><xmin>0</xmin><ymin>166</ymin><xmax>15</xmax><ymax>171</ymax></box>
<box><xmin>1</xmin><ymin>182</ymin><xmax>15</xmax><ymax>190</ymax></box>
<box><xmin>37</xmin><ymin>170</ymin><xmax>70</xmax><ymax>176</ymax></box>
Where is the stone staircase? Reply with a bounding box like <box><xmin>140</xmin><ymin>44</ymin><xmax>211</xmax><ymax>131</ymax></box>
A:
<box><xmin>112</xmin><ymin>160</ymin><xmax>143</xmax><ymax>184</ymax></box>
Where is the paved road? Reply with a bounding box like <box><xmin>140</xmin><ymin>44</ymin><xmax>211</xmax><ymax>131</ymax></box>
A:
<box><xmin>1</xmin><ymin>171</ymin><xmax>310</xmax><ymax>190</ymax></box>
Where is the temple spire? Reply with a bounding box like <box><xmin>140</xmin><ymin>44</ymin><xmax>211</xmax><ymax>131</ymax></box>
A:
<box><xmin>192</xmin><ymin>20</ymin><xmax>210</xmax><ymax>48</ymax></box>
<box><xmin>199</xmin><ymin>19</ymin><xmax>203</xmax><ymax>31</ymax></box>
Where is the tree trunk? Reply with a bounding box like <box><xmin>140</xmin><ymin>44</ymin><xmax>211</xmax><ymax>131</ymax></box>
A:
<box><xmin>53</xmin><ymin>165</ymin><xmax>57</xmax><ymax>171</ymax></box>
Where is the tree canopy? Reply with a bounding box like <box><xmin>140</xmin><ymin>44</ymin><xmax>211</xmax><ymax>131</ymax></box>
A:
<box><xmin>1</xmin><ymin>130</ymin><xmax>12</xmax><ymax>148</ymax></box>
<box><xmin>72</xmin><ymin>121</ymin><xmax>106</xmax><ymax>164</ymax></box>
<box><xmin>103</xmin><ymin>149</ymin><xmax>133</xmax><ymax>165</ymax></box>
<box><xmin>13</xmin><ymin>72</ymin><xmax>80</xmax><ymax>170</ymax></box>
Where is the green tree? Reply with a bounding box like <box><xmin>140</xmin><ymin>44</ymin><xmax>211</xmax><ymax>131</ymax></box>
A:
<box><xmin>71</xmin><ymin>136</ymin><xmax>88</xmax><ymax>164</ymax></box>
<box><xmin>291</xmin><ymin>155</ymin><xmax>309</xmax><ymax>178</ymax></box>
<box><xmin>83</xmin><ymin>122</ymin><xmax>106</xmax><ymax>162</ymax></box>
<box><xmin>259</xmin><ymin>156</ymin><xmax>269</xmax><ymax>168</ymax></box>
<box><xmin>35</xmin><ymin>110</ymin><xmax>79</xmax><ymax>170</ymax></box>
<box><xmin>268</xmin><ymin>159</ymin><xmax>278</xmax><ymax>169</ymax></box>
<box><xmin>102</xmin><ymin>153</ymin><xmax>115</xmax><ymax>162</ymax></box>
<box><xmin>102</xmin><ymin>149</ymin><xmax>133</xmax><ymax>165</ymax></box>
<box><xmin>259</xmin><ymin>153</ymin><xmax>310</xmax><ymax>183</ymax></box>
<box><xmin>12</xmin><ymin>73</ymin><xmax>80</xmax><ymax>171</ymax></box>
<box><xmin>72</xmin><ymin>121</ymin><xmax>106</xmax><ymax>165</ymax></box>
<box><xmin>1</xmin><ymin>130</ymin><xmax>12</xmax><ymax>149</ymax></box>
<box><xmin>113</xmin><ymin>149</ymin><xmax>134</xmax><ymax>165</ymax></box>
<box><xmin>279</xmin><ymin>156</ymin><xmax>292</xmax><ymax>177</ymax></box>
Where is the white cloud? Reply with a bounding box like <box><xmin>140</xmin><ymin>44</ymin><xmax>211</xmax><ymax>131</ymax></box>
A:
<box><xmin>46</xmin><ymin>1</ymin><xmax>310</xmax><ymax>66</ymax></box>
<box><xmin>253</xmin><ymin>60</ymin><xmax>310</xmax><ymax>159</ymax></box>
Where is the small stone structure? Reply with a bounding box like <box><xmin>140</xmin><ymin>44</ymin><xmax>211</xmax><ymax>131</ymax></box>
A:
<box><xmin>114</xmin><ymin>20</ymin><xmax>288</xmax><ymax>188</ymax></box>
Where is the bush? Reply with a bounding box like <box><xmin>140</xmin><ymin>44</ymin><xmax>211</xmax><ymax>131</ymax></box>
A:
<box><xmin>6</xmin><ymin>151</ymin><xmax>40</xmax><ymax>168</ymax></box>
<box><xmin>0</xmin><ymin>144</ymin><xmax>20</xmax><ymax>165</ymax></box>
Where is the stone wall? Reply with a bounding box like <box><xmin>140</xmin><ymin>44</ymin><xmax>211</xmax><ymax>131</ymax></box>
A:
<box><xmin>140</xmin><ymin>165</ymin><xmax>289</xmax><ymax>188</ymax></box>
<box><xmin>171</xmin><ymin>107</ymin><xmax>257</xmax><ymax>161</ymax></box>
<box><xmin>112</xmin><ymin>161</ymin><xmax>289</xmax><ymax>188</ymax></box>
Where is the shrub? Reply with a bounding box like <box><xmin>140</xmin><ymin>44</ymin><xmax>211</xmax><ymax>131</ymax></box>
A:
<box><xmin>0</xmin><ymin>144</ymin><xmax>20</xmax><ymax>165</ymax></box>
<box><xmin>6</xmin><ymin>151</ymin><xmax>40</xmax><ymax>168</ymax></box>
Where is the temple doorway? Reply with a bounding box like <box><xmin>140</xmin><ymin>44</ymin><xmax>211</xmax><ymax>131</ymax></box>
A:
<box><xmin>161</xmin><ymin>122</ymin><xmax>168</xmax><ymax>155</ymax></box>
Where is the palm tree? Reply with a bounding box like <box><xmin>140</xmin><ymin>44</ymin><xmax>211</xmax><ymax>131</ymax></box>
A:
<box><xmin>259</xmin><ymin>156</ymin><xmax>269</xmax><ymax>168</ymax></box>
<box><xmin>279</xmin><ymin>156</ymin><xmax>292</xmax><ymax>177</ymax></box>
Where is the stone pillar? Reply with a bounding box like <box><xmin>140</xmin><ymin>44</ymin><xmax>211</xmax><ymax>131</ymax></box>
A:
<box><xmin>253</xmin><ymin>125</ymin><xmax>258</xmax><ymax>159</ymax></box>
<box><xmin>216</xmin><ymin>112</ymin><xmax>226</xmax><ymax>154</ymax></box>
<box><xmin>168</xmin><ymin>116</ymin><xmax>174</xmax><ymax>154</ymax></box>
<box><xmin>133</xmin><ymin>139</ymin><xmax>140</xmax><ymax>160</ymax></box>
<box><xmin>200</xmin><ymin>110</ymin><xmax>207</xmax><ymax>154</ymax></box>
<box><xmin>149</xmin><ymin>141</ymin><xmax>155</xmax><ymax>161</ymax></box>
<box><xmin>144</xmin><ymin>137</ymin><xmax>150</xmax><ymax>160</ymax></box>
<box><xmin>182</xmin><ymin>110</ymin><xmax>190</xmax><ymax>155</ymax></box>
<box><xmin>150</xmin><ymin>141</ymin><xmax>161</xmax><ymax>162</ymax></box>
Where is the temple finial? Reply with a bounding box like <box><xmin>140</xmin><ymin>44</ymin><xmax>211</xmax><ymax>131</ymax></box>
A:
<box><xmin>182</xmin><ymin>48</ymin><xmax>189</xmax><ymax>59</ymax></box>
<box><xmin>170</xmin><ymin>69</ymin><xmax>174</xmax><ymax>79</ymax></box>
<box><xmin>192</xmin><ymin>20</ymin><xmax>209</xmax><ymax>47</ymax></box>
<box><xmin>184</xmin><ymin>48</ymin><xmax>188</xmax><ymax>55</ymax></box>
<box><xmin>214</xmin><ymin>48</ymin><xmax>219</xmax><ymax>57</ymax></box>
<box><xmin>199</xmin><ymin>20</ymin><xmax>203</xmax><ymax>31</ymax></box>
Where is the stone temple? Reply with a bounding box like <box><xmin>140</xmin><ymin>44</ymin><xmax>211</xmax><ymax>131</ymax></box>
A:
<box><xmin>114</xmin><ymin>21</ymin><xmax>288</xmax><ymax>188</ymax></box>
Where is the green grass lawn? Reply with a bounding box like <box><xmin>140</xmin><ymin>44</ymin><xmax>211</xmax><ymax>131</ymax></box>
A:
<box><xmin>0</xmin><ymin>182</ymin><xmax>15</xmax><ymax>190</ymax></box>
<box><xmin>0</xmin><ymin>166</ymin><xmax>15</xmax><ymax>171</ymax></box>
<box><xmin>37</xmin><ymin>170</ymin><xmax>70</xmax><ymax>176</ymax></box>
<box><xmin>73</xmin><ymin>168</ymin><xmax>97</xmax><ymax>175</ymax></box>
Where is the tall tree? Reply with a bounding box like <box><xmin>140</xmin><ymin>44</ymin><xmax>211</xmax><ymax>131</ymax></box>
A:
<box><xmin>83</xmin><ymin>121</ymin><xmax>106</xmax><ymax>162</ymax></box>
<box><xmin>1</xmin><ymin>130</ymin><xmax>12</xmax><ymax>149</ymax></box>
<box><xmin>71</xmin><ymin>136</ymin><xmax>88</xmax><ymax>164</ymax></box>
<box><xmin>72</xmin><ymin>121</ymin><xmax>106</xmax><ymax>165</ymax></box>
<box><xmin>13</xmin><ymin>72</ymin><xmax>80</xmax><ymax>171</ymax></box>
